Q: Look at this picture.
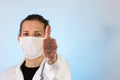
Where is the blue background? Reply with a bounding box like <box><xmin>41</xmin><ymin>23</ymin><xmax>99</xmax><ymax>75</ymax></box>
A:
<box><xmin>0</xmin><ymin>0</ymin><xmax>120</xmax><ymax>80</ymax></box>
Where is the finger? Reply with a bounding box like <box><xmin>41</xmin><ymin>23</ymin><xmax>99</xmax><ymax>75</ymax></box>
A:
<box><xmin>45</xmin><ymin>25</ymin><xmax>51</xmax><ymax>39</ymax></box>
<box><xmin>44</xmin><ymin>49</ymin><xmax>56</xmax><ymax>58</ymax></box>
<box><xmin>43</xmin><ymin>39</ymin><xmax>57</xmax><ymax>50</ymax></box>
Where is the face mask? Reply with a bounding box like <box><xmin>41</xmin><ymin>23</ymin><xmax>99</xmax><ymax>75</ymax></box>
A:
<box><xmin>19</xmin><ymin>37</ymin><xmax>44</xmax><ymax>60</ymax></box>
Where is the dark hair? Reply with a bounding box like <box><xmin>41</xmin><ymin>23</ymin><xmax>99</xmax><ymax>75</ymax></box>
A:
<box><xmin>19</xmin><ymin>14</ymin><xmax>49</xmax><ymax>36</ymax></box>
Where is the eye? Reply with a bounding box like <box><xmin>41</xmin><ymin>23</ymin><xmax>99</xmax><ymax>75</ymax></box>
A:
<box><xmin>22</xmin><ymin>32</ymin><xmax>29</xmax><ymax>36</ymax></box>
<box><xmin>35</xmin><ymin>32</ymin><xmax>41</xmax><ymax>37</ymax></box>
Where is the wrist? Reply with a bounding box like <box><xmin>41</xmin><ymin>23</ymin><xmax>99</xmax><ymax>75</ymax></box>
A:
<box><xmin>48</xmin><ymin>53</ymin><xmax>57</xmax><ymax>65</ymax></box>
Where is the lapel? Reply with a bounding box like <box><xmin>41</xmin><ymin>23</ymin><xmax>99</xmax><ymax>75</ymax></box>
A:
<box><xmin>32</xmin><ymin>59</ymin><xmax>45</xmax><ymax>80</ymax></box>
<box><xmin>15</xmin><ymin>59</ymin><xmax>24</xmax><ymax>80</ymax></box>
<box><xmin>14</xmin><ymin>59</ymin><xmax>46</xmax><ymax>80</ymax></box>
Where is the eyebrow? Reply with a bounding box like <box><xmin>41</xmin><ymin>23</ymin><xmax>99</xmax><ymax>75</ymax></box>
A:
<box><xmin>21</xmin><ymin>31</ymin><xmax>43</xmax><ymax>33</ymax></box>
<box><xmin>34</xmin><ymin>31</ymin><xmax>42</xmax><ymax>32</ymax></box>
<box><xmin>22</xmin><ymin>31</ymin><xmax>28</xmax><ymax>32</ymax></box>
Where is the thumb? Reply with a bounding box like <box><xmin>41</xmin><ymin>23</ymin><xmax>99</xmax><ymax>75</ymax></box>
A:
<box><xmin>45</xmin><ymin>25</ymin><xmax>51</xmax><ymax>39</ymax></box>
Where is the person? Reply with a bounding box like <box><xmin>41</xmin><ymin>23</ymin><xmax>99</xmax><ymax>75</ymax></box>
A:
<box><xmin>0</xmin><ymin>14</ymin><xmax>71</xmax><ymax>80</ymax></box>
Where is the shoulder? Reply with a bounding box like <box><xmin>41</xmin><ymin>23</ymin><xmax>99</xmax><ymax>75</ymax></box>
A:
<box><xmin>45</xmin><ymin>54</ymin><xmax>70</xmax><ymax>69</ymax></box>
<box><xmin>57</xmin><ymin>55</ymin><xmax>72</xmax><ymax>79</ymax></box>
<box><xmin>0</xmin><ymin>65</ymin><xmax>17</xmax><ymax>79</ymax></box>
<box><xmin>57</xmin><ymin>54</ymin><xmax>70</xmax><ymax>66</ymax></box>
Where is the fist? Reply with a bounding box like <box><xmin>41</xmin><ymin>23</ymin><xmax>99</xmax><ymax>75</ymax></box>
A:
<box><xmin>42</xmin><ymin>26</ymin><xmax>57</xmax><ymax>64</ymax></box>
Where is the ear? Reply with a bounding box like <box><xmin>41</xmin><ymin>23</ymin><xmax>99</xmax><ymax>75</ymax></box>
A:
<box><xmin>18</xmin><ymin>36</ymin><xmax>20</xmax><ymax>42</ymax></box>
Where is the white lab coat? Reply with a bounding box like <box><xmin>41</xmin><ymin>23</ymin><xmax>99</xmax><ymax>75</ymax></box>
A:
<box><xmin>0</xmin><ymin>55</ymin><xmax>71</xmax><ymax>80</ymax></box>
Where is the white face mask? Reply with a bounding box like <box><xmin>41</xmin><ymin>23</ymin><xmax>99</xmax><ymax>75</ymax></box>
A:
<box><xmin>19</xmin><ymin>37</ymin><xmax>44</xmax><ymax>60</ymax></box>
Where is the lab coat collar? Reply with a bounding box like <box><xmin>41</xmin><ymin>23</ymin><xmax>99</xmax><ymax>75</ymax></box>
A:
<box><xmin>15</xmin><ymin>58</ymin><xmax>45</xmax><ymax>80</ymax></box>
<box><xmin>15</xmin><ymin>59</ymin><xmax>24</xmax><ymax>80</ymax></box>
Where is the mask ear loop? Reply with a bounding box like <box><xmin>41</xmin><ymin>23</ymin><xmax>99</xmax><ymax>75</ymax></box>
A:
<box><xmin>40</xmin><ymin>61</ymin><xmax>45</xmax><ymax>80</ymax></box>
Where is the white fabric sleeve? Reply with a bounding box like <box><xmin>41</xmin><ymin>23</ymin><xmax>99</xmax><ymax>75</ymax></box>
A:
<box><xmin>45</xmin><ymin>54</ymin><xmax>72</xmax><ymax>80</ymax></box>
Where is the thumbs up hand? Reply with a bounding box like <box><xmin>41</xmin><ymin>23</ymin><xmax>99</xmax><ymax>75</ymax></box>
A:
<box><xmin>43</xmin><ymin>25</ymin><xmax>57</xmax><ymax>65</ymax></box>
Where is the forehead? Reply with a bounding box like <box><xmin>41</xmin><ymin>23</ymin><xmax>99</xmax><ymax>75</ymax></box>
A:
<box><xmin>21</xmin><ymin>20</ymin><xmax>45</xmax><ymax>31</ymax></box>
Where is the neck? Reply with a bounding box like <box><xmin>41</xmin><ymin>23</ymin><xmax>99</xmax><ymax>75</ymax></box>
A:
<box><xmin>25</xmin><ymin>55</ymin><xmax>44</xmax><ymax>68</ymax></box>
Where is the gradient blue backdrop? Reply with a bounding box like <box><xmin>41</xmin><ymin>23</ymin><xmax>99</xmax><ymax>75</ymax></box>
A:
<box><xmin>0</xmin><ymin>0</ymin><xmax>120</xmax><ymax>80</ymax></box>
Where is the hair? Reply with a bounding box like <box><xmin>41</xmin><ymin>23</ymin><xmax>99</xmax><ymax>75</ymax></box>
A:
<box><xmin>19</xmin><ymin>14</ymin><xmax>49</xmax><ymax>36</ymax></box>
